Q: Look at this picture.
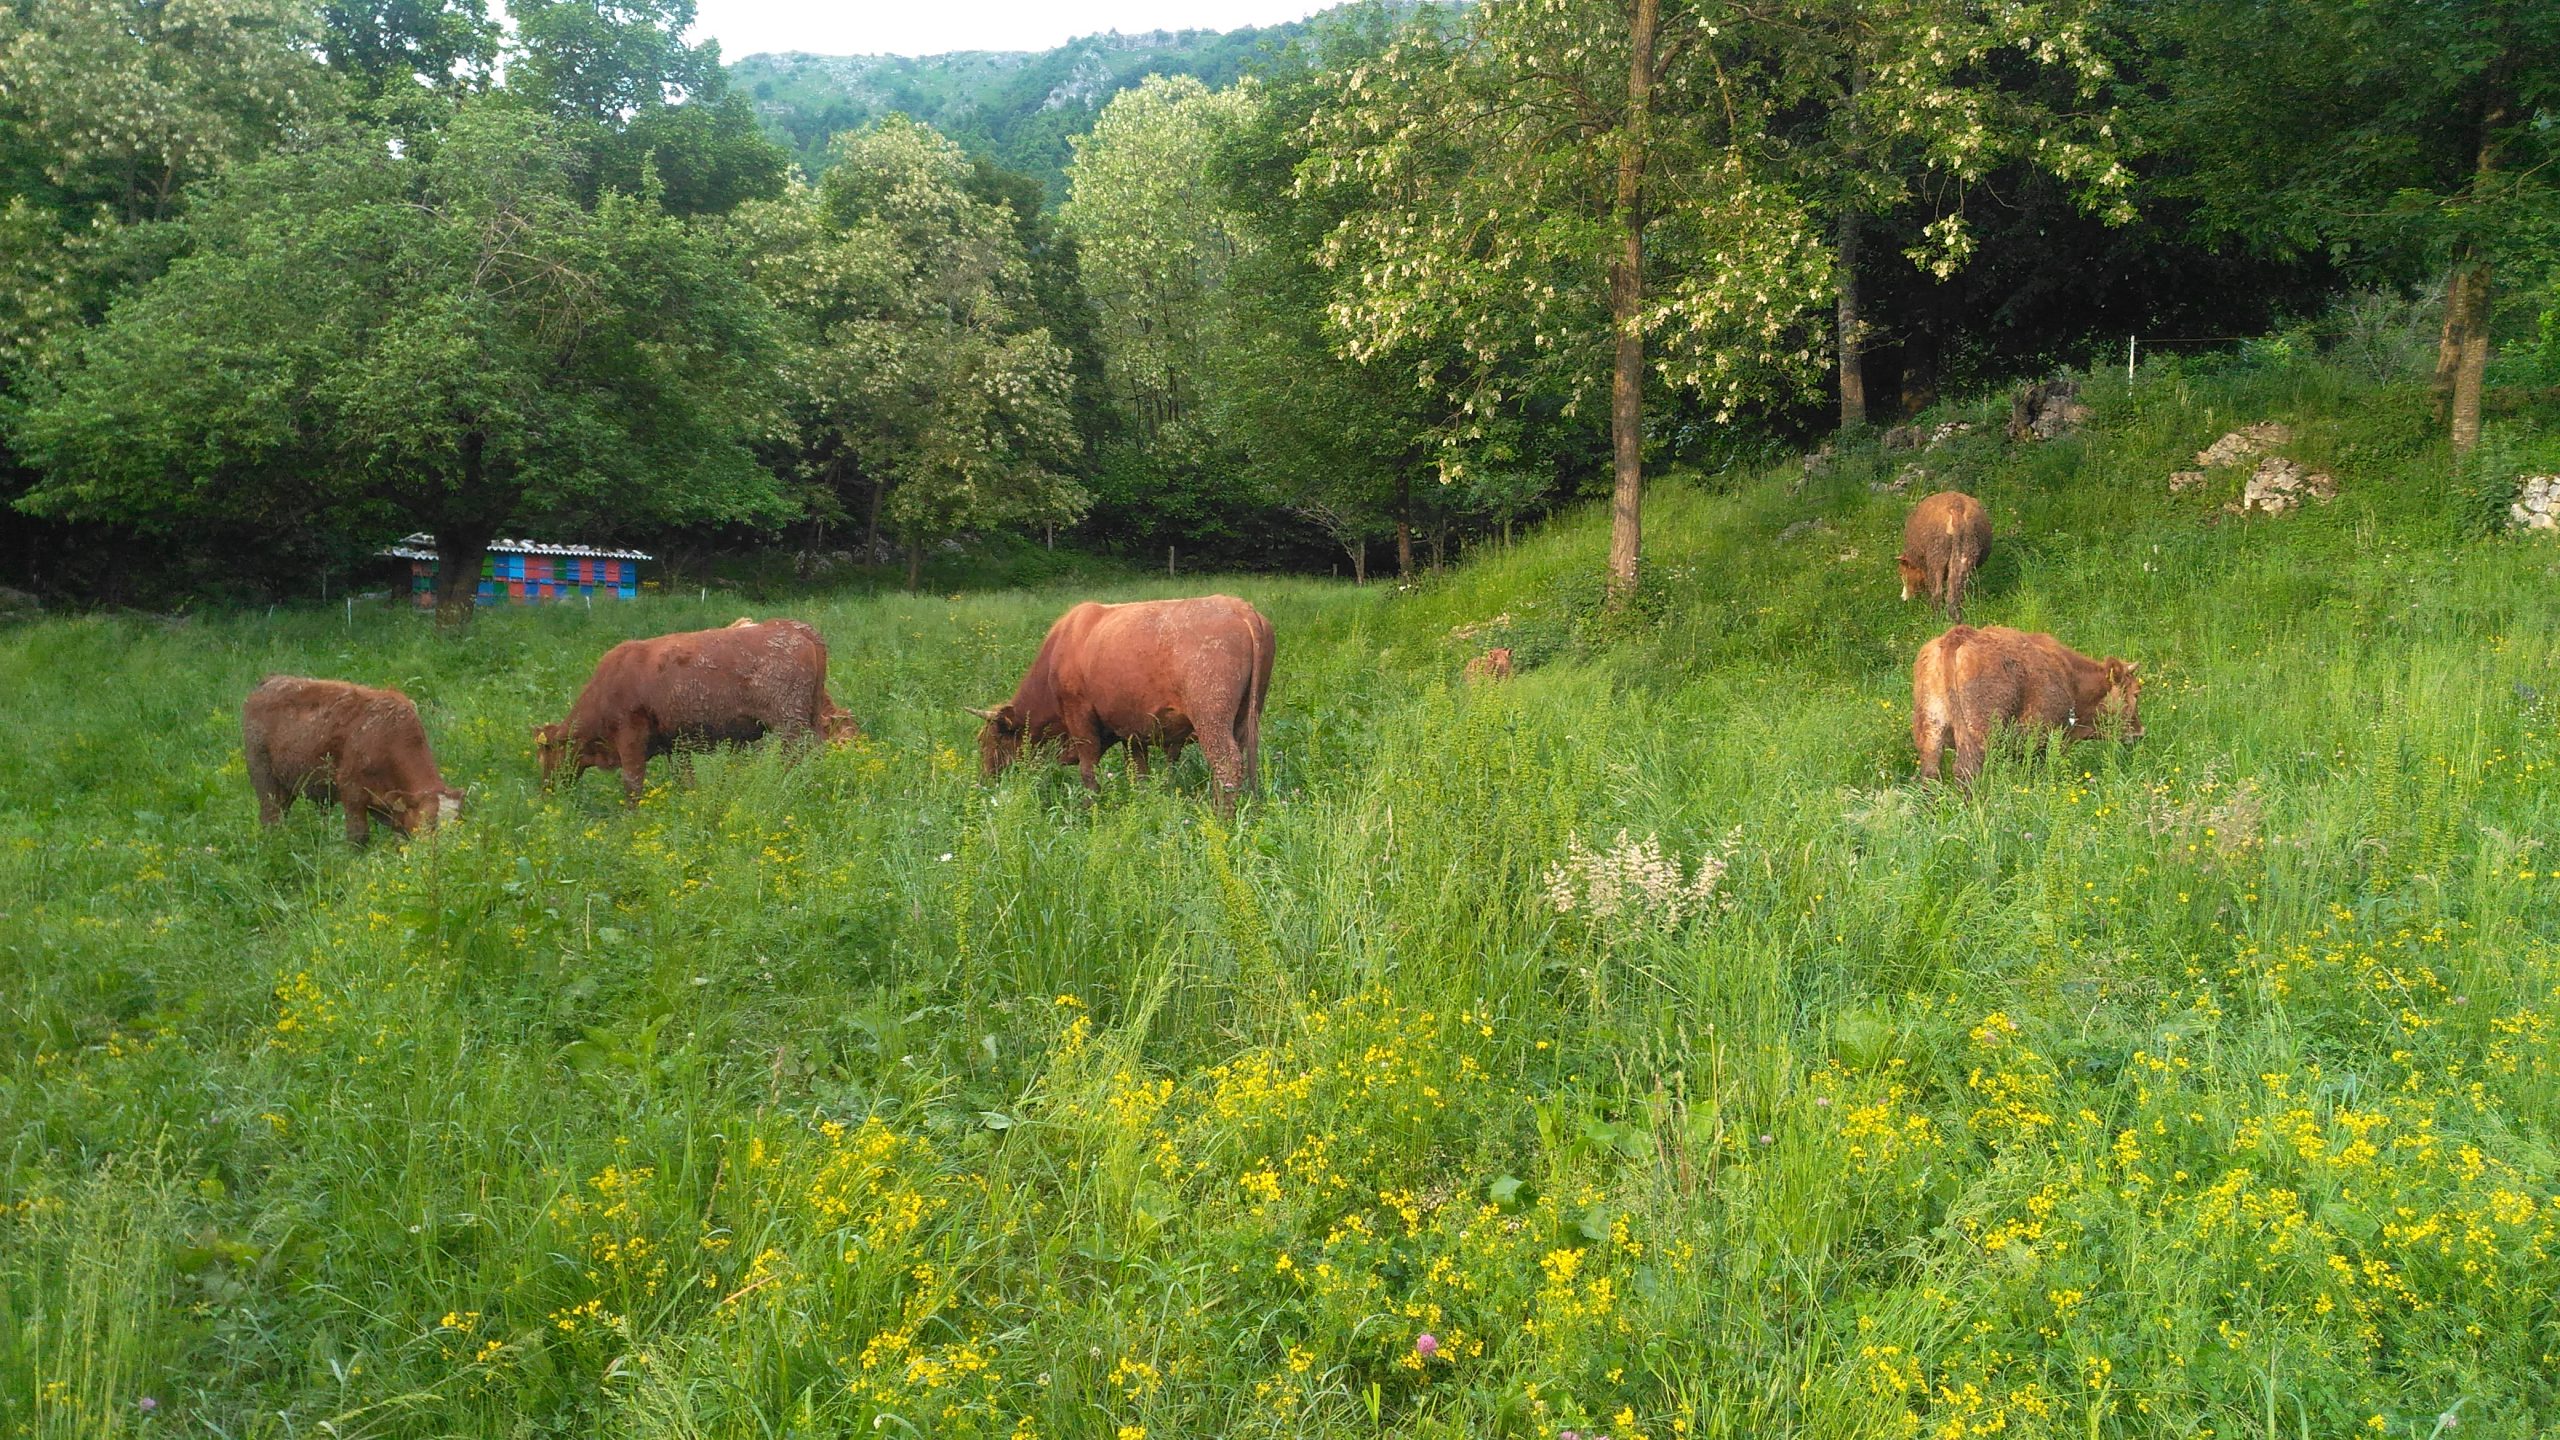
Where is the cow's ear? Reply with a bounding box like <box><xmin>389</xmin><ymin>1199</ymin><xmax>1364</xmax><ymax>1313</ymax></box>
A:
<box><xmin>992</xmin><ymin>704</ymin><xmax>1021</xmax><ymax>733</ymax></box>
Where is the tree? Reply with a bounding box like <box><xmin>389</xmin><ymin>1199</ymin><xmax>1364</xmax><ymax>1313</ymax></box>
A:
<box><xmin>318</xmin><ymin>0</ymin><xmax>497</xmax><ymax>97</ymax></box>
<box><xmin>1303</xmin><ymin>0</ymin><xmax>1832</xmax><ymax>600</ymax></box>
<box><xmin>13</xmin><ymin>103</ymin><xmax>788</xmax><ymax>626</ymax></box>
<box><xmin>1788</xmin><ymin>0</ymin><xmax>2129</xmax><ymax>429</ymax></box>
<box><xmin>733</xmin><ymin>118</ymin><xmax>1083</xmax><ymax>589</ymax></box>
<box><xmin>506</xmin><ymin>0</ymin><xmax>785</xmax><ymax>216</ymax></box>
<box><xmin>0</xmin><ymin>0</ymin><xmax>335</xmax><ymax>359</ymax></box>
<box><xmin>1061</xmin><ymin>75</ymin><xmax>1262</xmax><ymax>437</ymax></box>
<box><xmin>1208</xmin><ymin>20</ymin><xmax>1454</xmax><ymax>581</ymax></box>
<box><xmin>2139</xmin><ymin>0</ymin><xmax>2559</xmax><ymax>454</ymax></box>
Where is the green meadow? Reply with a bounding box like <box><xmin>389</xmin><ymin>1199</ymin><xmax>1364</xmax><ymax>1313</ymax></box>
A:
<box><xmin>6</xmin><ymin>356</ymin><xmax>2559</xmax><ymax>1439</ymax></box>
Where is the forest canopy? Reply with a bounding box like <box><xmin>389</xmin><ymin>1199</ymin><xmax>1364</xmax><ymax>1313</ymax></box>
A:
<box><xmin>1</xmin><ymin>0</ymin><xmax>2553</xmax><ymax>615</ymax></box>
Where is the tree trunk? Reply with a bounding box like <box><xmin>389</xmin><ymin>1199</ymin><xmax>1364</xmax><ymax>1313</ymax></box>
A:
<box><xmin>1604</xmin><ymin>0</ymin><xmax>1659</xmax><ymax>603</ymax></box>
<box><xmin>2450</xmin><ymin>259</ymin><xmax>2493</xmax><ymax>457</ymax></box>
<box><xmin>864</xmin><ymin>474</ymin><xmax>886</xmax><ymax>561</ymax></box>
<box><xmin>432</xmin><ymin>431</ymin><xmax>498</xmax><ymax>631</ymax></box>
<box><xmin>1351</xmin><ymin>539</ymin><xmax>1367</xmax><ymax>585</ymax></box>
<box><xmin>1837</xmin><ymin>215</ymin><xmax>1868</xmax><ymax>430</ymax></box>
<box><xmin>905</xmin><ymin>536</ymin><xmax>923</xmax><ymax>592</ymax></box>
<box><xmin>1396</xmin><ymin>477</ymin><xmax>1414</xmax><ymax>579</ymax></box>
<box><xmin>2444</xmin><ymin>75</ymin><xmax>2513</xmax><ymax>454</ymax></box>
<box><xmin>2433</xmin><ymin>260</ymin><xmax>2473</xmax><ymax>407</ymax></box>
<box><xmin>432</xmin><ymin>529</ymin><xmax>491</xmax><ymax>631</ymax></box>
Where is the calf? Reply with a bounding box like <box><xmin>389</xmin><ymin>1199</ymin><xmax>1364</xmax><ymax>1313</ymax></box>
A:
<box><xmin>241</xmin><ymin>676</ymin><xmax>461</xmax><ymax>844</ymax></box>
<box><xmin>1463</xmin><ymin>647</ymin><xmax>1516</xmax><ymax>684</ymax></box>
<box><xmin>1912</xmin><ymin>625</ymin><xmax>2142</xmax><ymax>785</ymax></box>
<box><xmin>539</xmin><ymin>618</ymin><xmax>852</xmax><ymax>799</ymax></box>
<box><xmin>1898</xmin><ymin>492</ymin><xmax>1993</xmax><ymax>621</ymax></box>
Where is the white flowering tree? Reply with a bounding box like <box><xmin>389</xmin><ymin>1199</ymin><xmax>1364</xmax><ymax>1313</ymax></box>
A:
<box><xmin>1060</xmin><ymin>74</ymin><xmax>1262</xmax><ymax>438</ymax></box>
<box><xmin>735</xmin><ymin>117</ymin><xmax>1083</xmax><ymax>588</ymax></box>
<box><xmin>1302</xmin><ymin>0</ymin><xmax>1832</xmax><ymax>600</ymax></box>
<box><xmin>1791</xmin><ymin>0</ymin><xmax>2130</xmax><ymax>429</ymax></box>
<box><xmin>0</xmin><ymin>0</ymin><xmax>333</xmax><ymax>361</ymax></box>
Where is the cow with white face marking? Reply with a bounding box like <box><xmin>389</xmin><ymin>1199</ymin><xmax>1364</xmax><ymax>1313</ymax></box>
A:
<box><xmin>242</xmin><ymin>676</ymin><xmax>463</xmax><ymax>844</ymax></box>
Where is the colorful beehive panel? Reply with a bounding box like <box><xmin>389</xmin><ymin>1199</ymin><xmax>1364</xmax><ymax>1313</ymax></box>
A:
<box><xmin>384</xmin><ymin>535</ymin><xmax>647</xmax><ymax>609</ymax></box>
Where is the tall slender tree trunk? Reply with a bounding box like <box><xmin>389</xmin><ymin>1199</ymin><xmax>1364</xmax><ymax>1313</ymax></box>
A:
<box><xmin>1604</xmin><ymin>0</ymin><xmax>1659</xmax><ymax>603</ymax></box>
<box><xmin>2444</xmin><ymin>78</ymin><xmax>2513</xmax><ymax>456</ymax></box>
<box><xmin>1396</xmin><ymin>476</ymin><xmax>1414</xmax><ymax>579</ymax></box>
<box><xmin>864</xmin><ymin>474</ymin><xmax>886</xmax><ymax>561</ymax></box>
<box><xmin>905</xmin><ymin>536</ymin><xmax>923</xmax><ymax>592</ymax></box>
<box><xmin>2450</xmin><ymin>259</ymin><xmax>2494</xmax><ymax>456</ymax></box>
<box><xmin>1837</xmin><ymin>216</ymin><xmax>1868</xmax><ymax>431</ymax></box>
<box><xmin>2433</xmin><ymin>260</ymin><xmax>2474</xmax><ymax>405</ymax></box>
<box><xmin>1351</xmin><ymin>540</ymin><xmax>1367</xmax><ymax>585</ymax></box>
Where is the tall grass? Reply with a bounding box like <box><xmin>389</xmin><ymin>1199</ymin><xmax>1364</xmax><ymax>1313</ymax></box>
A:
<box><xmin>4</xmin><ymin>356</ymin><xmax>2557</xmax><ymax>1438</ymax></box>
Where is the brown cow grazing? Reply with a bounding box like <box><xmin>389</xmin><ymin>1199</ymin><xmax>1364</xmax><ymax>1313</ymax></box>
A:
<box><xmin>1463</xmin><ymin>647</ymin><xmax>1515</xmax><ymax>684</ymax></box>
<box><xmin>1898</xmin><ymin>491</ymin><xmax>1993</xmax><ymax>621</ymax></box>
<box><xmin>538</xmin><ymin>618</ymin><xmax>852</xmax><ymax>800</ymax></box>
<box><xmin>241</xmin><ymin>676</ymin><xmax>462</xmax><ymax>844</ymax></box>
<box><xmin>969</xmin><ymin>595</ymin><xmax>1275</xmax><ymax>816</ymax></box>
<box><xmin>1913</xmin><ymin>625</ymin><xmax>2143</xmax><ymax>785</ymax></box>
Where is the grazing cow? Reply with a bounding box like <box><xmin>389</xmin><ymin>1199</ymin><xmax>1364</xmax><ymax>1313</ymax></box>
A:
<box><xmin>538</xmin><ymin>618</ymin><xmax>852</xmax><ymax>799</ymax></box>
<box><xmin>1912</xmin><ymin>624</ymin><xmax>2143</xmax><ymax>785</ymax></box>
<box><xmin>1464</xmin><ymin>647</ymin><xmax>1515</xmax><ymax>683</ymax></box>
<box><xmin>241</xmin><ymin>676</ymin><xmax>461</xmax><ymax>844</ymax></box>
<box><xmin>969</xmin><ymin>594</ymin><xmax>1275</xmax><ymax>816</ymax></box>
<box><xmin>1899</xmin><ymin>491</ymin><xmax>1993</xmax><ymax>621</ymax></box>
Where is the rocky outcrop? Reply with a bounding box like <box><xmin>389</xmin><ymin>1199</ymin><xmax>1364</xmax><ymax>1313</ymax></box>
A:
<box><xmin>2512</xmin><ymin>475</ymin><xmax>2560</xmax><ymax>532</ymax></box>
<box><xmin>2235</xmin><ymin>456</ymin><xmax>2337</xmax><ymax>515</ymax></box>
<box><xmin>2007</xmin><ymin>378</ymin><xmax>2089</xmax><ymax>442</ymax></box>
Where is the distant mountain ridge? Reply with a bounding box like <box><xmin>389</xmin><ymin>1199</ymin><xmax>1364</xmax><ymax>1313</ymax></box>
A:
<box><xmin>729</xmin><ymin>20</ymin><xmax>1315</xmax><ymax>193</ymax></box>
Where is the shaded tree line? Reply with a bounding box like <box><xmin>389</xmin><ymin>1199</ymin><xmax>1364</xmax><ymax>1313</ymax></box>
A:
<box><xmin>2</xmin><ymin>0</ymin><xmax>2552</xmax><ymax>614</ymax></box>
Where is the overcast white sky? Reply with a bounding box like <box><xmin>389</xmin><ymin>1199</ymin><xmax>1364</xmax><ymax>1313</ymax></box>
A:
<box><xmin>692</xmin><ymin>1</ymin><xmax>1337</xmax><ymax>62</ymax></box>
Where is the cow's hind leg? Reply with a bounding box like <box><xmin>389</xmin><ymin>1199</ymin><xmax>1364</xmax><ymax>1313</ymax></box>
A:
<box><xmin>244</xmin><ymin>737</ymin><xmax>289</xmax><ymax>825</ymax></box>
<box><xmin>1951</xmin><ymin>721</ymin><xmax>1991</xmax><ymax>787</ymax></box>
<box><xmin>1198</xmin><ymin>727</ymin><xmax>1247</xmax><ymax>820</ymax></box>
<box><xmin>1914</xmin><ymin>704</ymin><xmax>1947</xmax><ymax>782</ymax></box>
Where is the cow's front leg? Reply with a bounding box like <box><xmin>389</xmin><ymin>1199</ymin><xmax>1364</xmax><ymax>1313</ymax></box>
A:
<box><xmin>341</xmin><ymin>802</ymin><xmax>374</xmax><ymax>847</ymax></box>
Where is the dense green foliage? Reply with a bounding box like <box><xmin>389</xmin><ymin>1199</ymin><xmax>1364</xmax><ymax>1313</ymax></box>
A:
<box><xmin>735</xmin><ymin>118</ymin><xmax>1085</xmax><ymax>585</ymax></box>
<box><xmin>10</xmin><ymin>354</ymin><xmax>2560</xmax><ymax>1436</ymax></box>
<box><xmin>7</xmin><ymin>0</ymin><xmax>2556</xmax><ymax>605</ymax></box>
<box><xmin>14</xmin><ymin>102</ymin><xmax>788</xmax><ymax>626</ymax></box>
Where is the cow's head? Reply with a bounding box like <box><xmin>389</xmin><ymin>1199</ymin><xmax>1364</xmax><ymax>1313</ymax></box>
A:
<box><xmin>387</xmin><ymin>785</ymin><xmax>464</xmax><ymax>835</ymax></box>
<box><xmin>1897</xmin><ymin>555</ymin><xmax>1926</xmax><ymax>601</ymax></box>
<box><xmin>534</xmin><ymin>723</ymin><xmax>576</xmax><ymax>781</ymax></box>
<box><xmin>819</xmin><ymin>706</ymin><xmax>861</xmax><ymax>746</ymax></box>
<box><xmin>2097</xmin><ymin>659</ymin><xmax>2144</xmax><ymax>740</ymax></box>
<box><xmin>965</xmin><ymin>704</ymin><xmax>1024</xmax><ymax>775</ymax></box>
<box><xmin>1487</xmin><ymin>646</ymin><xmax>1514</xmax><ymax>679</ymax></box>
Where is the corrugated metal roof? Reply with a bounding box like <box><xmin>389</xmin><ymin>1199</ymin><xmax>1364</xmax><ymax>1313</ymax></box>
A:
<box><xmin>378</xmin><ymin>533</ymin><xmax>653</xmax><ymax>561</ymax></box>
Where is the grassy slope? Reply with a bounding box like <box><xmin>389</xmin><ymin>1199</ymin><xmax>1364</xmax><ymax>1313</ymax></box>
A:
<box><xmin>5</xmin><ymin>357</ymin><xmax>2559</xmax><ymax>1439</ymax></box>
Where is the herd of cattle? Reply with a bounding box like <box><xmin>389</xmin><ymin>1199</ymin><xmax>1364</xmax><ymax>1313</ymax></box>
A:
<box><xmin>239</xmin><ymin>490</ymin><xmax>2139</xmax><ymax>843</ymax></box>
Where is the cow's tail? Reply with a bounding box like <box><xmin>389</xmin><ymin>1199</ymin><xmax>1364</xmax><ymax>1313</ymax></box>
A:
<box><xmin>1239</xmin><ymin>609</ymin><xmax>1275</xmax><ymax>791</ymax></box>
<box><xmin>1939</xmin><ymin>514</ymin><xmax>1970</xmax><ymax>621</ymax></box>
